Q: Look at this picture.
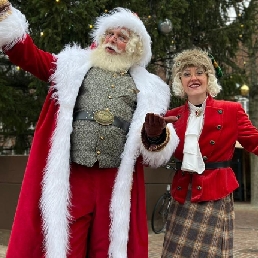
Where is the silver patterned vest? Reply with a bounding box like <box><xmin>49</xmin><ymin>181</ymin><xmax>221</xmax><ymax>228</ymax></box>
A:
<box><xmin>70</xmin><ymin>67</ymin><xmax>138</xmax><ymax>168</ymax></box>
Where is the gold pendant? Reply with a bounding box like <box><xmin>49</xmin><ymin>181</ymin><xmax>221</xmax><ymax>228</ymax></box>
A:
<box><xmin>195</xmin><ymin>109</ymin><xmax>202</xmax><ymax>117</ymax></box>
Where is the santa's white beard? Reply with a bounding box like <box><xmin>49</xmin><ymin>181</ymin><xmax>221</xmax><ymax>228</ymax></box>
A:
<box><xmin>90</xmin><ymin>45</ymin><xmax>137</xmax><ymax>72</ymax></box>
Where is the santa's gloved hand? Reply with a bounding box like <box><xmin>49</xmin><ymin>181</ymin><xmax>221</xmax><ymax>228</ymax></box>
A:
<box><xmin>142</xmin><ymin>113</ymin><xmax>178</xmax><ymax>151</ymax></box>
<box><xmin>144</xmin><ymin>113</ymin><xmax>166</xmax><ymax>138</ymax></box>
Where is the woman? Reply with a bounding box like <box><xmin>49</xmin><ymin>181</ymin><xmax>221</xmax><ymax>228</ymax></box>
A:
<box><xmin>143</xmin><ymin>48</ymin><xmax>258</xmax><ymax>257</ymax></box>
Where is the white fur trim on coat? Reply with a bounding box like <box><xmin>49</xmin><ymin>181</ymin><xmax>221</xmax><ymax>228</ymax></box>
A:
<box><xmin>108</xmin><ymin>66</ymin><xmax>178</xmax><ymax>258</ymax></box>
<box><xmin>40</xmin><ymin>46</ymin><xmax>92</xmax><ymax>258</ymax></box>
<box><xmin>131</xmin><ymin>67</ymin><xmax>179</xmax><ymax>167</ymax></box>
<box><xmin>0</xmin><ymin>6</ymin><xmax>28</xmax><ymax>50</ymax></box>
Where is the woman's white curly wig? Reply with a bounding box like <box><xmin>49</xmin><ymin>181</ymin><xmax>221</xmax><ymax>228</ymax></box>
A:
<box><xmin>91</xmin><ymin>7</ymin><xmax>152</xmax><ymax>67</ymax></box>
<box><xmin>171</xmin><ymin>48</ymin><xmax>222</xmax><ymax>98</ymax></box>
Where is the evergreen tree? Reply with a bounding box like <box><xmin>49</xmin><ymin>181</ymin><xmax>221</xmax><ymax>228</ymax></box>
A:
<box><xmin>0</xmin><ymin>0</ymin><xmax>256</xmax><ymax>153</ymax></box>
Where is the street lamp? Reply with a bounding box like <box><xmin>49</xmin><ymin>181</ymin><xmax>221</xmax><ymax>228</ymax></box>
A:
<box><xmin>240</xmin><ymin>84</ymin><xmax>249</xmax><ymax>96</ymax></box>
<box><xmin>238</xmin><ymin>84</ymin><xmax>249</xmax><ymax>115</ymax></box>
<box><xmin>157</xmin><ymin>19</ymin><xmax>174</xmax><ymax>84</ymax></box>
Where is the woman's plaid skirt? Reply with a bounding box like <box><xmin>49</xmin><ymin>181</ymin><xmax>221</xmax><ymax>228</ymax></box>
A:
<box><xmin>162</xmin><ymin>187</ymin><xmax>234</xmax><ymax>258</ymax></box>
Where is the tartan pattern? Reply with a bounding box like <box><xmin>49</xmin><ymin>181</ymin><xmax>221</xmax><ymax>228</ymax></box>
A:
<box><xmin>162</xmin><ymin>189</ymin><xmax>234</xmax><ymax>258</ymax></box>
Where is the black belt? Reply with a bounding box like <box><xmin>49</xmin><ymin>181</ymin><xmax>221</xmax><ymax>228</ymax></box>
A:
<box><xmin>175</xmin><ymin>160</ymin><xmax>231</xmax><ymax>170</ymax></box>
<box><xmin>73</xmin><ymin>110</ymin><xmax>130</xmax><ymax>134</ymax></box>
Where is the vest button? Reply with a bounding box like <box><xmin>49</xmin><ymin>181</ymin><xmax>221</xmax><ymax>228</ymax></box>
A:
<box><xmin>210</xmin><ymin>140</ymin><xmax>215</xmax><ymax>145</ymax></box>
<box><xmin>177</xmin><ymin>186</ymin><xmax>182</xmax><ymax>190</ymax></box>
<box><xmin>96</xmin><ymin>150</ymin><xmax>101</xmax><ymax>155</ymax></box>
<box><xmin>203</xmin><ymin>156</ymin><xmax>208</xmax><ymax>161</ymax></box>
<box><xmin>217</xmin><ymin>125</ymin><xmax>222</xmax><ymax>130</ymax></box>
<box><xmin>197</xmin><ymin>186</ymin><xmax>202</xmax><ymax>190</ymax></box>
<box><xmin>218</xmin><ymin>109</ymin><xmax>223</xmax><ymax>114</ymax></box>
<box><xmin>108</xmin><ymin>96</ymin><xmax>112</xmax><ymax>99</ymax></box>
<box><xmin>100</xmin><ymin>136</ymin><xmax>105</xmax><ymax>140</ymax></box>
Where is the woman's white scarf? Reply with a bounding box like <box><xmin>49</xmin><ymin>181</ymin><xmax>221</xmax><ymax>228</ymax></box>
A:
<box><xmin>181</xmin><ymin>100</ymin><xmax>206</xmax><ymax>174</ymax></box>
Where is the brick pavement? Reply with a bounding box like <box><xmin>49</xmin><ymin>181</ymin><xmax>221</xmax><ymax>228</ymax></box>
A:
<box><xmin>0</xmin><ymin>203</ymin><xmax>257</xmax><ymax>258</ymax></box>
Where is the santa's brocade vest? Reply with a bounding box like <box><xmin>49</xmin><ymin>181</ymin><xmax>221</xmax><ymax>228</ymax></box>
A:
<box><xmin>71</xmin><ymin>67</ymin><xmax>137</xmax><ymax>168</ymax></box>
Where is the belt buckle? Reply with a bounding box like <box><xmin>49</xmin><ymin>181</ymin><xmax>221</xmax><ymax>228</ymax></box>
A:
<box><xmin>94</xmin><ymin>110</ymin><xmax>114</xmax><ymax>125</ymax></box>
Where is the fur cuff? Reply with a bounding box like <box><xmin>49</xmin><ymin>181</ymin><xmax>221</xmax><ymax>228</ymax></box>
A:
<box><xmin>0</xmin><ymin>6</ymin><xmax>28</xmax><ymax>50</ymax></box>
<box><xmin>140</xmin><ymin>123</ymin><xmax>179</xmax><ymax>168</ymax></box>
<box><xmin>141</xmin><ymin>126</ymin><xmax>170</xmax><ymax>152</ymax></box>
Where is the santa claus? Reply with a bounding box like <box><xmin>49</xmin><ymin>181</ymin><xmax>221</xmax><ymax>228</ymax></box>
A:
<box><xmin>0</xmin><ymin>2</ymin><xmax>178</xmax><ymax>257</ymax></box>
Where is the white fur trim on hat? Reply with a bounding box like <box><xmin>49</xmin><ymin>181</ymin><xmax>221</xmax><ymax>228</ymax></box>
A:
<box><xmin>91</xmin><ymin>8</ymin><xmax>152</xmax><ymax>67</ymax></box>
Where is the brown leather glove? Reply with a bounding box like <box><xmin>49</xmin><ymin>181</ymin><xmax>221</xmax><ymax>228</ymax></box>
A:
<box><xmin>144</xmin><ymin>113</ymin><xmax>166</xmax><ymax>138</ymax></box>
<box><xmin>164</xmin><ymin>116</ymin><xmax>178</xmax><ymax>124</ymax></box>
<box><xmin>142</xmin><ymin>113</ymin><xmax>178</xmax><ymax>151</ymax></box>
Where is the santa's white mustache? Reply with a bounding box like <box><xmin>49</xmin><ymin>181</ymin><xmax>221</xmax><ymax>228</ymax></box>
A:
<box><xmin>103</xmin><ymin>43</ymin><xmax>123</xmax><ymax>54</ymax></box>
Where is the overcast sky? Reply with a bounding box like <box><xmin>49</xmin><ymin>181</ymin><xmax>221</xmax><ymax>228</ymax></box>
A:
<box><xmin>227</xmin><ymin>0</ymin><xmax>250</xmax><ymax>22</ymax></box>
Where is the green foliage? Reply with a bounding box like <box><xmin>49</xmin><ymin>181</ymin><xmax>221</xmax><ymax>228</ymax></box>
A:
<box><xmin>17</xmin><ymin>0</ymin><xmax>108</xmax><ymax>53</ymax></box>
<box><xmin>0</xmin><ymin>57</ymin><xmax>47</xmax><ymax>153</ymax></box>
<box><xmin>218</xmin><ymin>73</ymin><xmax>247</xmax><ymax>100</ymax></box>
